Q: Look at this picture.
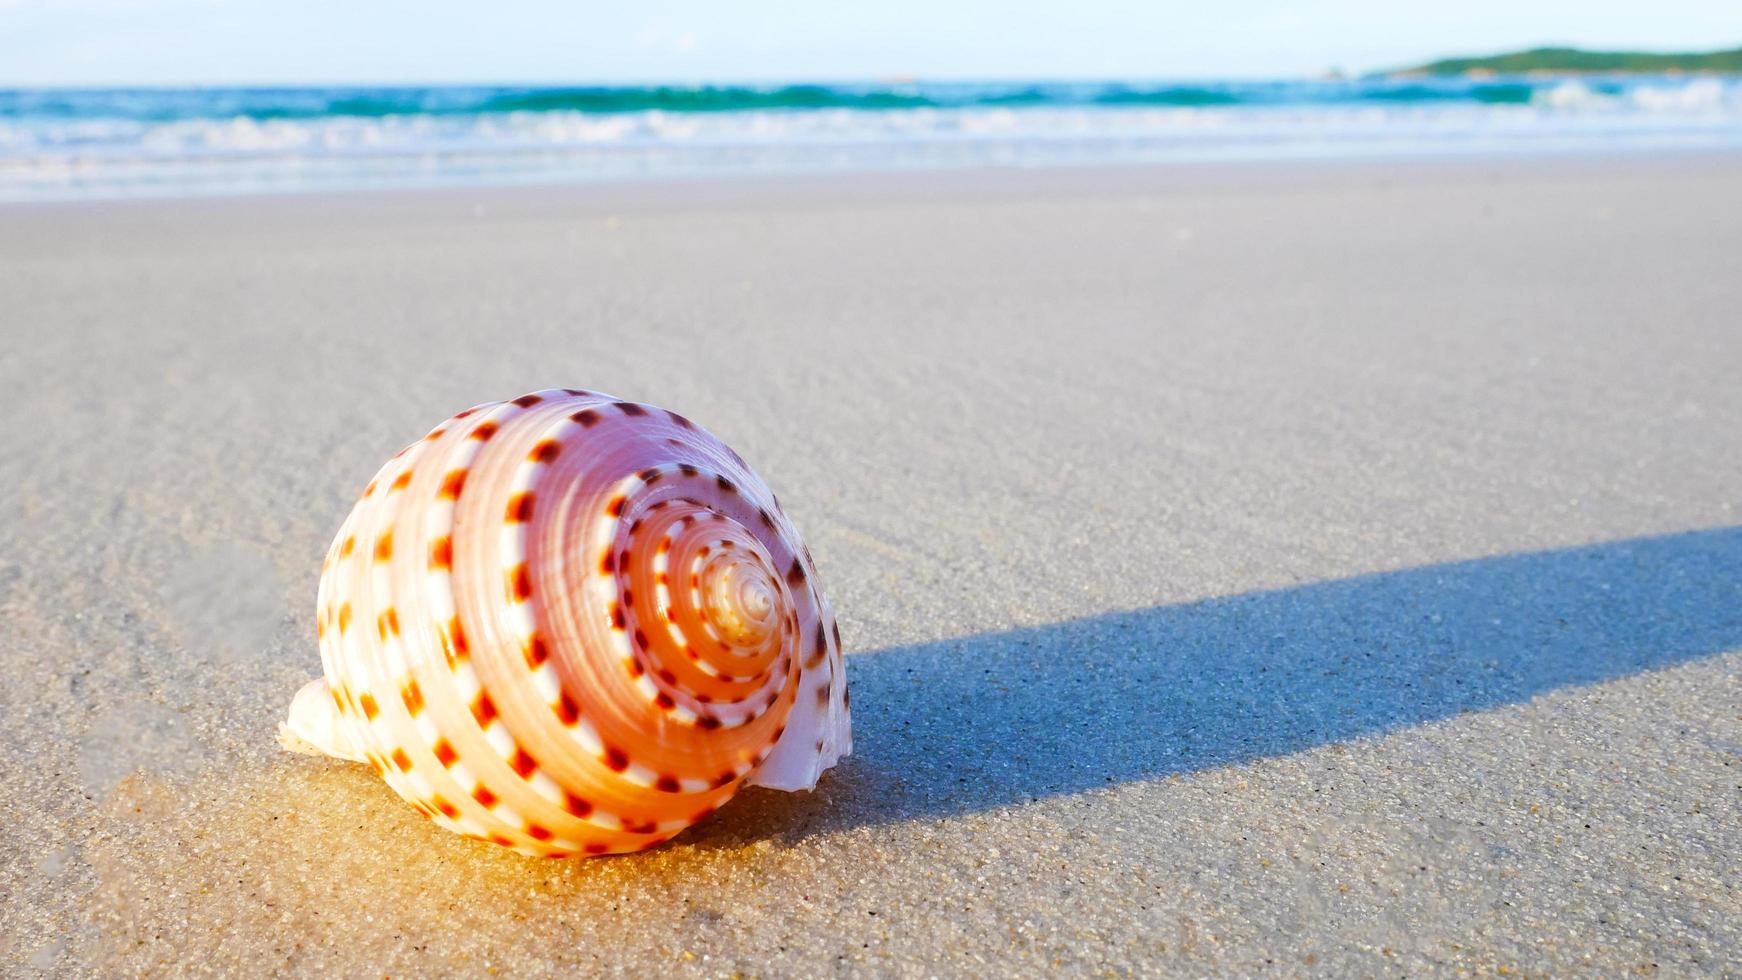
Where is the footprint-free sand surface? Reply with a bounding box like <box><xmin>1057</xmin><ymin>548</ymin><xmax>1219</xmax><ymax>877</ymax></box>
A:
<box><xmin>1</xmin><ymin>156</ymin><xmax>1738</xmax><ymax>975</ymax></box>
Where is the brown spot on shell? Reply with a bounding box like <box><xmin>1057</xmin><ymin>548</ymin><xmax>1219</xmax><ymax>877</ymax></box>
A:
<box><xmin>509</xmin><ymin>747</ymin><xmax>537</xmax><ymax>779</ymax></box>
<box><xmin>338</xmin><ymin>602</ymin><xmax>353</xmax><ymax>635</ymax></box>
<box><xmin>655</xmin><ymin>775</ymin><xmax>681</xmax><ymax>793</ymax></box>
<box><xmin>506</xmin><ymin>492</ymin><xmax>535</xmax><ymax>523</ymax></box>
<box><xmin>433</xmin><ymin>796</ymin><xmax>460</xmax><ymax>819</ymax></box>
<box><xmin>471</xmin><ymin>692</ymin><xmax>498</xmax><ymax>727</ymax></box>
<box><xmin>638</xmin><ymin>467</ymin><xmax>663</xmax><ymax>485</ymax></box>
<box><xmin>391</xmin><ymin>749</ymin><xmax>412</xmax><ymax>772</ymax></box>
<box><xmin>509</xmin><ymin>563</ymin><xmax>533</xmax><ymax>602</ymax></box>
<box><xmin>390</xmin><ymin>470</ymin><xmax>412</xmax><ymax>492</ymax></box>
<box><xmin>603</xmin><ymin>746</ymin><xmax>629</xmax><ymax>772</ymax></box>
<box><xmin>511</xmin><ymin>393</ymin><xmax>544</xmax><ymax>408</ymax></box>
<box><xmin>570</xmin><ymin>408</ymin><xmax>601</xmax><ymax>428</ymax></box>
<box><xmin>439</xmin><ymin>469</ymin><xmax>467</xmax><ymax>500</ymax></box>
<box><xmin>470</xmin><ymin>420</ymin><xmax>499</xmax><ymax>441</ymax></box>
<box><xmin>678</xmin><ymin>463</ymin><xmax>699</xmax><ymax>477</ymax></box>
<box><xmin>614</xmin><ymin>401</ymin><xmax>647</xmax><ymax>417</ymax></box>
<box><xmin>607</xmin><ymin>495</ymin><xmax>627</xmax><ymax>517</ymax></box>
<box><xmin>786</xmin><ymin>558</ymin><xmax>806</xmax><ymax>588</ymax></box>
<box><xmin>555</xmin><ymin>692</ymin><xmax>581</xmax><ymax>726</ymax></box>
<box><xmin>472</xmin><ymin>785</ymin><xmax>499</xmax><ymax>808</ymax></box>
<box><xmin>530</xmin><ymin>439</ymin><xmax>562</xmax><ymax>463</ymax></box>
<box><xmin>399</xmin><ymin>678</ymin><xmax>423</xmax><ymax>716</ymax></box>
<box><xmin>430</xmin><ymin>535</ymin><xmax>453</xmax><ymax>569</ymax></box>
<box><xmin>433</xmin><ymin>739</ymin><xmax>458</xmax><ymax>768</ymax></box>
<box><xmin>524</xmin><ymin>634</ymin><xmax>550</xmax><ymax>668</ymax></box>
<box><xmin>666</xmin><ymin>410</ymin><xmax>695</xmax><ymax>429</ymax></box>
<box><xmin>340</xmin><ymin>535</ymin><xmax>355</xmax><ymax>558</ymax></box>
<box><xmin>373</xmin><ymin>531</ymin><xmax>393</xmax><ymax>562</ymax></box>
<box><xmin>563</xmin><ymin>792</ymin><xmax>594</xmax><ymax>817</ymax></box>
<box><xmin>359</xmin><ymin>692</ymin><xmax>378</xmax><ymax>720</ymax></box>
<box><xmin>584</xmin><ymin>842</ymin><xmax>609</xmax><ymax>855</ymax></box>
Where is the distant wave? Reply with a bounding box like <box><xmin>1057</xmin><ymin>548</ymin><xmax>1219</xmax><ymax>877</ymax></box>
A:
<box><xmin>0</xmin><ymin>78</ymin><xmax>1688</xmax><ymax>121</ymax></box>
<box><xmin>2</xmin><ymin>77</ymin><xmax>1739</xmax><ymax>200</ymax></box>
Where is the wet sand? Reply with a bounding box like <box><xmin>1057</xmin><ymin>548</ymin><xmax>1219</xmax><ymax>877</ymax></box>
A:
<box><xmin>1</xmin><ymin>155</ymin><xmax>1739</xmax><ymax>975</ymax></box>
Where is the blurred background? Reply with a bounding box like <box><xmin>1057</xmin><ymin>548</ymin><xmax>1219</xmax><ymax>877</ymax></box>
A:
<box><xmin>2</xmin><ymin>0</ymin><xmax>1739</xmax><ymax>199</ymax></box>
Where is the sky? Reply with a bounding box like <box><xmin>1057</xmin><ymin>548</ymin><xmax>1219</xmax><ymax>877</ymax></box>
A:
<box><xmin>2</xmin><ymin>0</ymin><xmax>1739</xmax><ymax>86</ymax></box>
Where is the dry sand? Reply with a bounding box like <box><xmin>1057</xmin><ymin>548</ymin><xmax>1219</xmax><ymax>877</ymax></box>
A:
<box><xmin>1</xmin><ymin>155</ymin><xmax>1738</xmax><ymax>976</ymax></box>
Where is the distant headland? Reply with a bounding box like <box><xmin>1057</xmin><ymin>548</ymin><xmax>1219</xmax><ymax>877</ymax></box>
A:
<box><xmin>1391</xmin><ymin>46</ymin><xmax>1742</xmax><ymax>76</ymax></box>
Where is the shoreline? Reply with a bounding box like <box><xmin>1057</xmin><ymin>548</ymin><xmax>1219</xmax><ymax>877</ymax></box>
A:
<box><xmin>6</xmin><ymin>143</ymin><xmax>1742</xmax><ymax>215</ymax></box>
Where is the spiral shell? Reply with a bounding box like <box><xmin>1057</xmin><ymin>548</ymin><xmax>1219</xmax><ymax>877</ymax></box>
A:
<box><xmin>282</xmin><ymin>388</ymin><xmax>850</xmax><ymax>857</ymax></box>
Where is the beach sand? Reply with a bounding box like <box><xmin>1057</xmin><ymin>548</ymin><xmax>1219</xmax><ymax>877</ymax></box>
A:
<box><xmin>1</xmin><ymin>155</ymin><xmax>1738</xmax><ymax>975</ymax></box>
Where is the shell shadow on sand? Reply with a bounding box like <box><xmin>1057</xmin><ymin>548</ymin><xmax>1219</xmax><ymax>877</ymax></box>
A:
<box><xmin>706</xmin><ymin>525</ymin><xmax>1742</xmax><ymax>845</ymax></box>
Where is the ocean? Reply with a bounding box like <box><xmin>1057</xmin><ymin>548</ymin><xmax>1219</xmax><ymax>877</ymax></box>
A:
<box><xmin>2</xmin><ymin>76</ymin><xmax>1738</xmax><ymax>200</ymax></box>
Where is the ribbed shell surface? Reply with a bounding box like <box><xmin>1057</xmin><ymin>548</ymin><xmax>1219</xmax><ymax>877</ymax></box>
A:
<box><xmin>313</xmin><ymin>388</ymin><xmax>850</xmax><ymax>857</ymax></box>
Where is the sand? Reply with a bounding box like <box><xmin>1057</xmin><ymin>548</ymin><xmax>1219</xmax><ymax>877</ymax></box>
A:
<box><xmin>1</xmin><ymin>155</ymin><xmax>1738</xmax><ymax>976</ymax></box>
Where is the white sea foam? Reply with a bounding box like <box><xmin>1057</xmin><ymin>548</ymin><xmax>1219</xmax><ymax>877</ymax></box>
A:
<box><xmin>3</xmin><ymin>78</ymin><xmax>1739</xmax><ymax>200</ymax></box>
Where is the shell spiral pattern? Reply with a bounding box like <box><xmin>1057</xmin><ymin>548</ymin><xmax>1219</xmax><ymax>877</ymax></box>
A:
<box><xmin>282</xmin><ymin>388</ymin><xmax>850</xmax><ymax>857</ymax></box>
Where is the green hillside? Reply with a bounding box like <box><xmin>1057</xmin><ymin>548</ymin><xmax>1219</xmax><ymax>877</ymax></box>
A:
<box><xmin>1395</xmin><ymin>46</ymin><xmax>1742</xmax><ymax>76</ymax></box>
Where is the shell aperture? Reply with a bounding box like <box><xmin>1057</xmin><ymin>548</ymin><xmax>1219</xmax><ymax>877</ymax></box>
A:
<box><xmin>283</xmin><ymin>389</ymin><xmax>850</xmax><ymax>857</ymax></box>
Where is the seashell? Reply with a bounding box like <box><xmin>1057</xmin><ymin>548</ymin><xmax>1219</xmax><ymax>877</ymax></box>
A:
<box><xmin>281</xmin><ymin>388</ymin><xmax>850</xmax><ymax>857</ymax></box>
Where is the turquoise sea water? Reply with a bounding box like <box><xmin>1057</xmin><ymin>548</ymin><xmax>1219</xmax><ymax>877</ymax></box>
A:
<box><xmin>3</xmin><ymin>77</ymin><xmax>1738</xmax><ymax>199</ymax></box>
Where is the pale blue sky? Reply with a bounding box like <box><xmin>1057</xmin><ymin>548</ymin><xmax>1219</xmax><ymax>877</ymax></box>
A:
<box><xmin>2</xmin><ymin>0</ymin><xmax>1739</xmax><ymax>86</ymax></box>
